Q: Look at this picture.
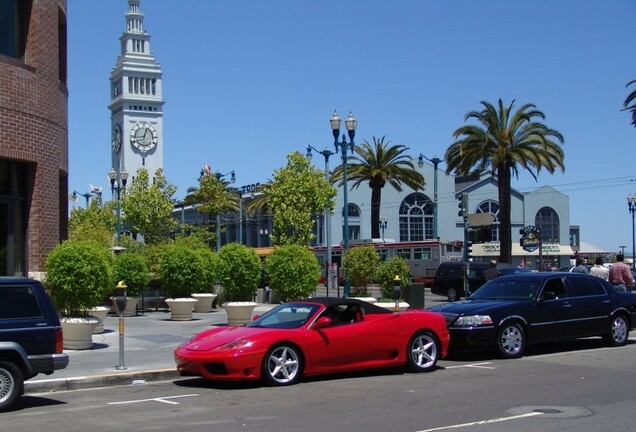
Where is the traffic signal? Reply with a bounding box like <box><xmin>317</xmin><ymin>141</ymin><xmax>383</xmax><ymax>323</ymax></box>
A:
<box><xmin>457</xmin><ymin>192</ymin><xmax>468</xmax><ymax>217</ymax></box>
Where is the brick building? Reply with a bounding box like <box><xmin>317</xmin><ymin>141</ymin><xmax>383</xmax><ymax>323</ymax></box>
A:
<box><xmin>0</xmin><ymin>0</ymin><xmax>68</xmax><ymax>277</ymax></box>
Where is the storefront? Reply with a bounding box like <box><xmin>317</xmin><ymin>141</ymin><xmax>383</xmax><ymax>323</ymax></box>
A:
<box><xmin>471</xmin><ymin>242</ymin><xmax>574</xmax><ymax>270</ymax></box>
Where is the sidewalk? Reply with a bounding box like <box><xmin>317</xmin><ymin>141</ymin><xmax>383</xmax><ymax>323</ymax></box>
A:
<box><xmin>24</xmin><ymin>304</ymin><xmax>275</xmax><ymax>395</ymax></box>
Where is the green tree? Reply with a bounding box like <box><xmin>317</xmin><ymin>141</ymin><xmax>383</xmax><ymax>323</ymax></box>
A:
<box><xmin>265</xmin><ymin>244</ymin><xmax>320</xmax><ymax>302</ymax></box>
<box><xmin>215</xmin><ymin>243</ymin><xmax>261</xmax><ymax>302</ymax></box>
<box><xmin>375</xmin><ymin>256</ymin><xmax>411</xmax><ymax>300</ymax></box>
<box><xmin>623</xmin><ymin>79</ymin><xmax>636</xmax><ymax>126</ymax></box>
<box><xmin>121</xmin><ymin>168</ymin><xmax>178</xmax><ymax>244</ymax></box>
<box><xmin>69</xmin><ymin>197</ymin><xmax>117</xmax><ymax>247</ymax></box>
<box><xmin>265</xmin><ymin>152</ymin><xmax>336</xmax><ymax>245</ymax></box>
<box><xmin>113</xmin><ymin>252</ymin><xmax>150</xmax><ymax>297</ymax></box>
<box><xmin>445</xmin><ymin>99</ymin><xmax>564</xmax><ymax>264</ymax></box>
<box><xmin>342</xmin><ymin>245</ymin><xmax>381</xmax><ymax>296</ymax></box>
<box><xmin>159</xmin><ymin>244</ymin><xmax>203</xmax><ymax>298</ymax></box>
<box><xmin>332</xmin><ymin>137</ymin><xmax>424</xmax><ymax>239</ymax></box>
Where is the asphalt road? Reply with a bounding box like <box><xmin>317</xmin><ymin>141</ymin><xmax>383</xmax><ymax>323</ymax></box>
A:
<box><xmin>4</xmin><ymin>335</ymin><xmax>636</xmax><ymax>432</ymax></box>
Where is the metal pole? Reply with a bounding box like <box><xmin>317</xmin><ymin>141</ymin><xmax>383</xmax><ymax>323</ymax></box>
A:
<box><xmin>216</xmin><ymin>214</ymin><xmax>221</xmax><ymax>251</ymax></box>
<box><xmin>341</xmin><ymin>135</ymin><xmax>351</xmax><ymax>298</ymax></box>
<box><xmin>325</xmin><ymin>155</ymin><xmax>332</xmax><ymax>297</ymax></box>
<box><xmin>116</xmin><ymin>188</ymin><xmax>121</xmax><ymax>246</ymax></box>
<box><xmin>632</xmin><ymin>209</ymin><xmax>635</xmax><ymax>271</ymax></box>
<box><xmin>432</xmin><ymin>158</ymin><xmax>440</xmax><ymax>239</ymax></box>
<box><xmin>239</xmin><ymin>192</ymin><xmax>243</xmax><ymax>245</ymax></box>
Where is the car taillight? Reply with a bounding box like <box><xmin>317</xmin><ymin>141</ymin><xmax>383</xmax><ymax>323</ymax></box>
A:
<box><xmin>56</xmin><ymin>328</ymin><xmax>64</xmax><ymax>353</ymax></box>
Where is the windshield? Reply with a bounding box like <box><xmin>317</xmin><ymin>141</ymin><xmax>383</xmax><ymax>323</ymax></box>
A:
<box><xmin>247</xmin><ymin>303</ymin><xmax>320</xmax><ymax>329</ymax></box>
<box><xmin>469</xmin><ymin>277</ymin><xmax>540</xmax><ymax>300</ymax></box>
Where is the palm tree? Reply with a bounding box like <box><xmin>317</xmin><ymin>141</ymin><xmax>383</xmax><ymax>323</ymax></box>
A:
<box><xmin>445</xmin><ymin>99</ymin><xmax>564</xmax><ymax>264</ymax></box>
<box><xmin>623</xmin><ymin>80</ymin><xmax>636</xmax><ymax>126</ymax></box>
<box><xmin>332</xmin><ymin>136</ymin><xmax>424</xmax><ymax>239</ymax></box>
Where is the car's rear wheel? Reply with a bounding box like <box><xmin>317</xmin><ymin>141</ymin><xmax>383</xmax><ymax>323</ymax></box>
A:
<box><xmin>0</xmin><ymin>361</ymin><xmax>23</xmax><ymax>412</ymax></box>
<box><xmin>447</xmin><ymin>287</ymin><xmax>459</xmax><ymax>302</ymax></box>
<box><xmin>262</xmin><ymin>344</ymin><xmax>302</xmax><ymax>386</ymax></box>
<box><xmin>604</xmin><ymin>314</ymin><xmax>629</xmax><ymax>347</ymax></box>
<box><xmin>406</xmin><ymin>331</ymin><xmax>440</xmax><ymax>372</ymax></box>
<box><xmin>496</xmin><ymin>322</ymin><xmax>525</xmax><ymax>359</ymax></box>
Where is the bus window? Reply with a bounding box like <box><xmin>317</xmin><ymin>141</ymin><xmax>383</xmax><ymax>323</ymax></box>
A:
<box><xmin>395</xmin><ymin>248</ymin><xmax>411</xmax><ymax>259</ymax></box>
<box><xmin>413</xmin><ymin>248</ymin><xmax>431</xmax><ymax>260</ymax></box>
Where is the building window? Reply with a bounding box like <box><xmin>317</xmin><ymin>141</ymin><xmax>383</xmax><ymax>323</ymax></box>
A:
<box><xmin>0</xmin><ymin>0</ymin><xmax>30</xmax><ymax>60</ymax></box>
<box><xmin>342</xmin><ymin>203</ymin><xmax>360</xmax><ymax>241</ymax></box>
<box><xmin>535</xmin><ymin>207</ymin><xmax>560</xmax><ymax>243</ymax></box>
<box><xmin>399</xmin><ymin>193</ymin><xmax>433</xmax><ymax>241</ymax></box>
<box><xmin>0</xmin><ymin>160</ymin><xmax>28</xmax><ymax>276</ymax></box>
<box><xmin>476</xmin><ymin>200</ymin><xmax>500</xmax><ymax>242</ymax></box>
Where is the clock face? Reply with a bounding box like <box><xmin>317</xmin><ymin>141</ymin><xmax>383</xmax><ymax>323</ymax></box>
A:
<box><xmin>112</xmin><ymin>125</ymin><xmax>122</xmax><ymax>152</ymax></box>
<box><xmin>130</xmin><ymin>122</ymin><xmax>158</xmax><ymax>152</ymax></box>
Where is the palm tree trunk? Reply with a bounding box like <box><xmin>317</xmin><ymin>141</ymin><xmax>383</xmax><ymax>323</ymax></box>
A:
<box><xmin>497</xmin><ymin>165</ymin><xmax>512</xmax><ymax>264</ymax></box>
<box><xmin>371</xmin><ymin>186</ymin><xmax>381</xmax><ymax>239</ymax></box>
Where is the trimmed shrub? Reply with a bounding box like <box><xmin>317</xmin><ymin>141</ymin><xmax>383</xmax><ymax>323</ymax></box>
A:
<box><xmin>376</xmin><ymin>256</ymin><xmax>412</xmax><ymax>300</ymax></box>
<box><xmin>265</xmin><ymin>245</ymin><xmax>320</xmax><ymax>302</ymax></box>
<box><xmin>45</xmin><ymin>240</ymin><xmax>114</xmax><ymax>316</ymax></box>
<box><xmin>159</xmin><ymin>245</ymin><xmax>203</xmax><ymax>298</ymax></box>
<box><xmin>113</xmin><ymin>252</ymin><xmax>150</xmax><ymax>297</ymax></box>
<box><xmin>216</xmin><ymin>243</ymin><xmax>261</xmax><ymax>302</ymax></box>
<box><xmin>195</xmin><ymin>247</ymin><xmax>218</xmax><ymax>294</ymax></box>
<box><xmin>342</xmin><ymin>245</ymin><xmax>381</xmax><ymax>296</ymax></box>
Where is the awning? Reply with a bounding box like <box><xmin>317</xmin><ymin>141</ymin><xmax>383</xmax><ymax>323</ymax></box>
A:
<box><xmin>471</xmin><ymin>243</ymin><xmax>574</xmax><ymax>257</ymax></box>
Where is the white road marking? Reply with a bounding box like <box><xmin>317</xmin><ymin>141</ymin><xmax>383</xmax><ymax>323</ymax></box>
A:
<box><xmin>107</xmin><ymin>394</ymin><xmax>198</xmax><ymax>405</ymax></box>
<box><xmin>444</xmin><ymin>362</ymin><xmax>494</xmax><ymax>370</ymax></box>
<box><xmin>414</xmin><ymin>411</ymin><xmax>543</xmax><ymax>431</ymax></box>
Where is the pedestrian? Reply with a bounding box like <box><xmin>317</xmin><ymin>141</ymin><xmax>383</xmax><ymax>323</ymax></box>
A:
<box><xmin>589</xmin><ymin>256</ymin><xmax>609</xmax><ymax>281</ymax></box>
<box><xmin>484</xmin><ymin>260</ymin><xmax>499</xmax><ymax>281</ymax></box>
<box><xmin>264</xmin><ymin>283</ymin><xmax>271</xmax><ymax>303</ymax></box>
<box><xmin>608</xmin><ymin>253</ymin><xmax>633</xmax><ymax>292</ymax></box>
<box><xmin>571</xmin><ymin>257</ymin><xmax>589</xmax><ymax>274</ymax></box>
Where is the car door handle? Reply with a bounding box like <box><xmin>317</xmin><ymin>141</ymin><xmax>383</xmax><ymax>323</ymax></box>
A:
<box><xmin>562</xmin><ymin>303</ymin><xmax>573</xmax><ymax>308</ymax></box>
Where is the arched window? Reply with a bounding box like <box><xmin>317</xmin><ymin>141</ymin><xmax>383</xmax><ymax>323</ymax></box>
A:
<box><xmin>535</xmin><ymin>207</ymin><xmax>560</xmax><ymax>242</ymax></box>
<box><xmin>342</xmin><ymin>203</ymin><xmax>361</xmax><ymax>241</ymax></box>
<box><xmin>476</xmin><ymin>200</ymin><xmax>500</xmax><ymax>242</ymax></box>
<box><xmin>399</xmin><ymin>193</ymin><xmax>433</xmax><ymax>241</ymax></box>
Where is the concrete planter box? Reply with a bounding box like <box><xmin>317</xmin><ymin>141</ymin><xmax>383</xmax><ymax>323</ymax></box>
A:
<box><xmin>224</xmin><ymin>301</ymin><xmax>257</xmax><ymax>325</ymax></box>
<box><xmin>60</xmin><ymin>316</ymin><xmax>100</xmax><ymax>350</ymax></box>
<box><xmin>192</xmin><ymin>293</ymin><xmax>217</xmax><ymax>313</ymax></box>
<box><xmin>165</xmin><ymin>298</ymin><xmax>198</xmax><ymax>321</ymax></box>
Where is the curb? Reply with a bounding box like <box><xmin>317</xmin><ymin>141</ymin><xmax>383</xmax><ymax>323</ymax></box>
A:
<box><xmin>24</xmin><ymin>369</ymin><xmax>181</xmax><ymax>394</ymax></box>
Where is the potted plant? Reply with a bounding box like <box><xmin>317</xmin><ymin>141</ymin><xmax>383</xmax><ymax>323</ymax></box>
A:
<box><xmin>191</xmin><ymin>247</ymin><xmax>218</xmax><ymax>313</ymax></box>
<box><xmin>216</xmin><ymin>243</ymin><xmax>261</xmax><ymax>325</ymax></box>
<box><xmin>159</xmin><ymin>244</ymin><xmax>200</xmax><ymax>320</ymax></box>
<box><xmin>343</xmin><ymin>245</ymin><xmax>380</xmax><ymax>302</ymax></box>
<box><xmin>111</xmin><ymin>251</ymin><xmax>151</xmax><ymax>317</ymax></box>
<box><xmin>265</xmin><ymin>245</ymin><xmax>320</xmax><ymax>302</ymax></box>
<box><xmin>45</xmin><ymin>239</ymin><xmax>114</xmax><ymax>349</ymax></box>
<box><xmin>375</xmin><ymin>256</ymin><xmax>411</xmax><ymax>311</ymax></box>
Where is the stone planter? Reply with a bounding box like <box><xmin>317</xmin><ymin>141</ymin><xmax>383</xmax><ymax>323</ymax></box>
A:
<box><xmin>60</xmin><ymin>316</ymin><xmax>101</xmax><ymax>350</ymax></box>
<box><xmin>89</xmin><ymin>306</ymin><xmax>110</xmax><ymax>334</ymax></box>
<box><xmin>192</xmin><ymin>293</ymin><xmax>217</xmax><ymax>313</ymax></box>
<box><xmin>375</xmin><ymin>301</ymin><xmax>410</xmax><ymax>311</ymax></box>
<box><xmin>349</xmin><ymin>297</ymin><xmax>377</xmax><ymax>304</ymax></box>
<box><xmin>224</xmin><ymin>301</ymin><xmax>257</xmax><ymax>325</ymax></box>
<box><xmin>110</xmin><ymin>296</ymin><xmax>139</xmax><ymax>317</ymax></box>
<box><xmin>165</xmin><ymin>298</ymin><xmax>198</xmax><ymax>321</ymax></box>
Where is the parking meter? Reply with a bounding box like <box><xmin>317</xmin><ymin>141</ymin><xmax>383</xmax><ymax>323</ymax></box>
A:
<box><xmin>114</xmin><ymin>281</ymin><xmax>127</xmax><ymax>370</ymax></box>
<box><xmin>115</xmin><ymin>280</ymin><xmax>128</xmax><ymax>313</ymax></box>
<box><xmin>393</xmin><ymin>275</ymin><xmax>402</xmax><ymax>311</ymax></box>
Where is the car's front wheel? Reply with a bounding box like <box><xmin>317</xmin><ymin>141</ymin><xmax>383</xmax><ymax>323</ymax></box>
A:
<box><xmin>604</xmin><ymin>314</ymin><xmax>629</xmax><ymax>347</ymax></box>
<box><xmin>496</xmin><ymin>322</ymin><xmax>525</xmax><ymax>359</ymax></box>
<box><xmin>0</xmin><ymin>361</ymin><xmax>23</xmax><ymax>412</ymax></box>
<box><xmin>262</xmin><ymin>344</ymin><xmax>302</xmax><ymax>386</ymax></box>
<box><xmin>407</xmin><ymin>331</ymin><xmax>440</xmax><ymax>372</ymax></box>
<box><xmin>447</xmin><ymin>287</ymin><xmax>460</xmax><ymax>302</ymax></box>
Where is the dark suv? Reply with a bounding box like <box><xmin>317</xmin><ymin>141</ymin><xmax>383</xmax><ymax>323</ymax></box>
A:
<box><xmin>431</xmin><ymin>261</ymin><xmax>531</xmax><ymax>302</ymax></box>
<box><xmin>0</xmin><ymin>277</ymin><xmax>69</xmax><ymax>411</ymax></box>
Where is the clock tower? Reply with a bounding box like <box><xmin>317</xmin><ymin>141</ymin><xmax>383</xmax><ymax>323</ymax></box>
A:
<box><xmin>109</xmin><ymin>0</ymin><xmax>164</xmax><ymax>182</ymax></box>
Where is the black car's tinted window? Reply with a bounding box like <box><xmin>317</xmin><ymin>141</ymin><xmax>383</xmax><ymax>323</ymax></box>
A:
<box><xmin>542</xmin><ymin>278</ymin><xmax>568</xmax><ymax>299</ymax></box>
<box><xmin>568</xmin><ymin>278</ymin><xmax>607</xmax><ymax>297</ymax></box>
<box><xmin>436</xmin><ymin>264</ymin><xmax>462</xmax><ymax>278</ymax></box>
<box><xmin>470</xmin><ymin>277</ymin><xmax>539</xmax><ymax>300</ymax></box>
<box><xmin>0</xmin><ymin>285</ymin><xmax>43</xmax><ymax>319</ymax></box>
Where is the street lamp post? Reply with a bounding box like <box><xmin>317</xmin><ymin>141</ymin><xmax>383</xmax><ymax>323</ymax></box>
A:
<box><xmin>627</xmin><ymin>194</ymin><xmax>636</xmax><ymax>270</ymax></box>
<box><xmin>379</xmin><ymin>216</ymin><xmax>388</xmax><ymax>241</ymax></box>
<box><xmin>330</xmin><ymin>110</ymin><xmax>357</xmax><ymax>297</ymax></box>
<box><xmin>108</xmin><ymin>168</ymin><xmax>129</xmax><ymax>246</ymax></box>
<box><xmin>306</xmin><ymin>145</ymin><xmax>336</xmax><ymax>297</ymax></box>
<box><xmin>418</xmin><ymin>154</ymin><xmax>442</xmax><ymax>239</ymax></box>
<box><xmin>199</xmin><ymin>168</ymin><xmax>235</xmax><ymax>250</ymax></box>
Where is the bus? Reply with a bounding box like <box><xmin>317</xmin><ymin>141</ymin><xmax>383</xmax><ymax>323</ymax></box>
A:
<box><xmin>312</xmin><ymin>239</ymin><xmax>464</xmax><ymax>286</ymax></box>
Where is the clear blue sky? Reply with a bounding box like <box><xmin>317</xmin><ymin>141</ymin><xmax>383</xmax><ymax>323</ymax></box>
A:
<box><xmin>68</xmin><ymin>0</ymin><xmax>636</xmax><ymax>253</ymax></box>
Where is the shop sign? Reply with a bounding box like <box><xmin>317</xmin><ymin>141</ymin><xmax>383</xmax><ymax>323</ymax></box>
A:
<box><xmin>520</xmin><ymin>226</ymin><xmax>541</xmax><ymax>253</ymax></box>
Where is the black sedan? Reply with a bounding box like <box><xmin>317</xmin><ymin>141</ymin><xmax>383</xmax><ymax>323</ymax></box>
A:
<box><xmin>427</xmin><ymin>272</ymin><xmax>636</xmax><ymax>358</ymax></box>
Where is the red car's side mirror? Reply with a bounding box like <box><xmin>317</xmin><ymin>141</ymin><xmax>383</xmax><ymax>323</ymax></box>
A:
<box><xmin>252</xmin><ymin>314</ymin><xmax>260</xmax><ymax>321</ymax></box>
<box><xmin>313</xmin><ymin>316</ymin><xmax>332</xmax><ymax>329</ymax></box>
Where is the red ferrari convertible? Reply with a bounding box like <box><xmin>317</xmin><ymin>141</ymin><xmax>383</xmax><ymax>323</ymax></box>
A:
<box><xmin>174</xmin><ymin>297</ymin><xmax>449</xmax><ymax>386</ymax></box>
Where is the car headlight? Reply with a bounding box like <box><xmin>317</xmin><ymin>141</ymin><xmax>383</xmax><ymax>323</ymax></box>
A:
<box><xmin>213</xmin><ymin>338</ymin><xmax>253</xmax><ymax>351</ymax></box>
<box><xmin>454</xmin><ymin>315</ymin><xmax>493</xmax><ymax>326</ymax></box>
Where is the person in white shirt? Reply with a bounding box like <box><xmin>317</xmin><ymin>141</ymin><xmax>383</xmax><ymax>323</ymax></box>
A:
<box><xmin>589</xmin><ymin>256</ymin><xmax>609</xmax><ymax>281</ymax></box>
